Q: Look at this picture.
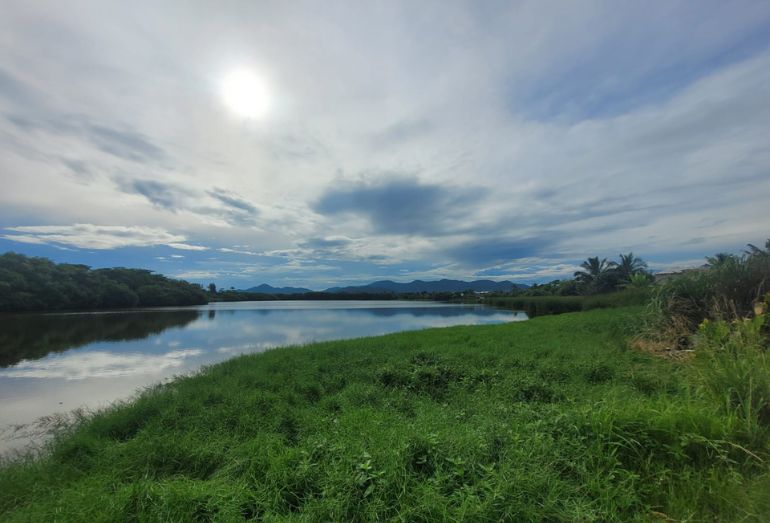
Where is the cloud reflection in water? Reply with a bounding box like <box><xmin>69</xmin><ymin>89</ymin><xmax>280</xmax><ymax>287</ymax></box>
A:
<box><xmin>0</xmin><ymin>349</ymin><xmax>203</xmax><ymax>380</ymax></box>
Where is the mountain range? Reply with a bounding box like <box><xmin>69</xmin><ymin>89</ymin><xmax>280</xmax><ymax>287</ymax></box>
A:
<box><xmin>245</xmin><ymin>279</ymin><xmax>526</xmax><ymax>295</ymax></box>
<box><xmin>244</xmin><ymin>284</ymin><xmax>313</xmax><ymax>295</ymax></box>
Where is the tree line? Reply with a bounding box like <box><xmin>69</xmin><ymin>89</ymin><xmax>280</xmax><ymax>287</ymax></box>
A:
<box><xmin>0</xmin><ymin>252</ymin><xmax>208</xmax><ymax>312</ymax></box>
<box><xmin>515</xmin><ymin>252</ymin><xmax>652</xmax><ymax>297</ymax></box>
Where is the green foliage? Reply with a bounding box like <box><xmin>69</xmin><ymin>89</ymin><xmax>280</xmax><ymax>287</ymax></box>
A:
<box><xmin>0</xmin><ymin>252</ymin><xmax>208</xmax><ymax>311</ymax></box>
<box><xmin>512</xmin><ymin>252</ymin><xmax>651</xmax><ymax>299</ymax></box>
<box><xmin>2</xmin><ymin>307</ymin><xmax>768</xmax><ymax>521</ymax></box>
<box><xmin>621</xmin><ymin>273</ymin><xmax>653</xmax><ymax>290</ymax></box>
<box><xmin>692</xmin><ymin>314</ymin><xmax>770</xmax><ymax>431</ymax></box>
<box><xmin>573</xmin><ymin>256</ymin><xmax>618</xmax><ymax>293</ymax></box>
<box><xmin>485</xmin><ymin>288</ymin><xmax>651</xmax><ymax>316</ymax></box>
<box><xmin>651</xmin><ymin>241</ymin><xmax>770</xmax><ymax>337</ymax></box>
<box><xmin>616</xmin><ymin>252</ymin><xmax>649</xmax><ymax>284</ymax></box>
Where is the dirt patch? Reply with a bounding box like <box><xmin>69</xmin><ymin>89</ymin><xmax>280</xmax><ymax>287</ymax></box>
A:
<box><xmin>630</xmin><ymin>338</ymin><xmax>694</xmax><ymax>360</ymax></box>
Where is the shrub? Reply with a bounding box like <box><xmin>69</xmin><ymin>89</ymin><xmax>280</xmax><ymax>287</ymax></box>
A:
<box><xmin>651</xmin><ymin>252</ymin><xmax>770</xmax><ymax>339</ymax></box>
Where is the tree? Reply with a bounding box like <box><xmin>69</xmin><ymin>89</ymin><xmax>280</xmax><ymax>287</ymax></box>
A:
<box><xmin>0</xmin><ymin>252</ymin><xmax>208</xmax><ymax>311</ymax></box>
<box><xmin>705</xmin><ymin>252</ymin><xmax>735</xmax><ymax>267</ymax></box>
<box><xmin>574</xmin><ymin>257</ymin><xmax>618</xmax><ymax>294</ymax></box>
<box><xmin>745</xmin><ymin>239</ymin><xmax>770</xmax><ymax>258</ymax></box>
<box><xmin>616</xmin><ymin>252</ymin><xmax>648</xmax><ymax>283</ymax></box>
<box><xmin>574</xmin><ymin>257</ymin><xmax>616</xmax><ymax>284</ymax></box>
<box><xmin>208</xmin><ymin>283</ymin><xmax>217</xmax><ymax>294</ymax></box>
<box><xmin>621</xmin><ymin>273</ymin><xmax>653</xmax><ymax>290</ymax></box>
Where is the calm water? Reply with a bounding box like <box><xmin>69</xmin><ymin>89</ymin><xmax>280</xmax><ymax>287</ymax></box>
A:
<box><xmin>0</xmin><ymin>301</ymin><xmax>524</xmax><ymax>453</ymax></box>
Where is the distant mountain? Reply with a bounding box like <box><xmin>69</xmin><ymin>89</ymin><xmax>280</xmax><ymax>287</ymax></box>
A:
<box><xmin>244</xmin><ymin>284</ymin><xmax>313</xmax><ymax>295</ymax></box>
<box><xmin>323</xmin><ymin>279</ymin><xmax>527</xmax><ymax>294</ymax></box>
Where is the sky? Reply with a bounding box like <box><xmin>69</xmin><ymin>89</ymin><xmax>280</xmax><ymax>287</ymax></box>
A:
<box><xmin>1</xmin><ymin>1</ymin><xmax>769</xmax><ymax>290</ymax></box>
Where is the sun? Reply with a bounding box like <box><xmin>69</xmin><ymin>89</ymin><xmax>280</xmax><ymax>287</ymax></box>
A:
<box><xmin>220</xmin><ymin>69</ymin><xmax>269</xmax><ymax>119</ymax></box>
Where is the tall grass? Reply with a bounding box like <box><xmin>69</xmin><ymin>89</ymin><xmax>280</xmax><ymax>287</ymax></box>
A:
<box><xmin>692</xmin><ymin>314</ymin><xmax>770</xmax><ymax>436</ymax></box>
<box><xmin>486</xmin><ymin>288</ymin><xmax>651</xmax><ymax>317</ymax></box>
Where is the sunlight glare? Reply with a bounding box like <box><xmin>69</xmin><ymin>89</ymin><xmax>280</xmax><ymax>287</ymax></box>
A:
<box><xmin>220</xmin><ymin>69</ymin><xmax>269</xmax><ymax>119</ymax></box>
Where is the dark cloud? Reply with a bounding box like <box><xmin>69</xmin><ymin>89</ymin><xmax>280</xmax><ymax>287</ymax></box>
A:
<box><xmin>208</xmin><ymin>189</ymin><xmax>259</xmax><ymax>214</ymax></box>
<box><xmin>314</xmin><ymin>176</ymin><xmax>487</xmax><ymax>236</ymax></box>
<box><xmin>214</xmin><ymin>209</ymin><xmax>259</xmax><ymax>227</ymax></box>
<box><xmin>116</xmin><ymin>179</ymin><xmax>259</xmax><ymax>227</ymax></box>
<box><xmin>444</xmin><ymin>236</ymin><xmax>555</xmax><ymax>266</ymax></box>
<box><xmin>119</xmin><ymin>179</ymin><xmax>186</xmax><ymax>210</ymax></box>
<box><xmin>82</xmin><ymin>122</ymin><xmax>165</xmax><ymax>162</ymax></box>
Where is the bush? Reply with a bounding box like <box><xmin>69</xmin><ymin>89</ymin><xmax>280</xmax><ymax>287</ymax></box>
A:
<box><xmin>651</xmin><ymin>252</ymin><xmax>770</xmax><ymax>339</ymax></box>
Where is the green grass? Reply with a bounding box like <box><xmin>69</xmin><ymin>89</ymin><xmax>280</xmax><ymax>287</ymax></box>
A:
<box><xmin>1</xmin><ymin>307</ymin><xmax>769</xmax><ymax>521</ymax></box>
<box><xmin>484</xmin><ymin>289</ymin><xmax>651</xmax><ymax>316</ymax></box>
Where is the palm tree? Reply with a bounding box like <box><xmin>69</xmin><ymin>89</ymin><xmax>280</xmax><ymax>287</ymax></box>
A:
<box><xmin>705</xmin><ymin>252</ymin><xmax>735</xmax><ymax>267</ymax></box>
<box><xmin>616</xmin><ymin>252</ymin><xmax>648</xmax><ymax>283</ymax></box>
<box><xmin>574</xmin><ymin>257</ymin><xmax>616</xmax><ymax>284</ymax></box>
<box><xmin>621</xmin><ymin>273</ymin><xmax>652</xmax><ymax>290</ymax></box>
<box><xmin>744</xmin><ymin>239</ymin><xmax>770</xmax><ymax>258</ymax></box>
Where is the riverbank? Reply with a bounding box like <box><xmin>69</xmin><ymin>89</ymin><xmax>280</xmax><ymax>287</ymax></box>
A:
<box><xmin>481</xmin><ymin>288</ymin><xmax>651</xmax><ymax>316</ymax></box>
<box><xmin>1</xmin><ymin>307</ymin><xmax>768</xmax><ymax>521</ymax></box>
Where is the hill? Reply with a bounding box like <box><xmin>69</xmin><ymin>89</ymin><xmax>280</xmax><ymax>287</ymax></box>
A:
<box><xmin>244</xmin><ymin>284</ymin><xmax>313</xmax><ymax>295</ymax></box>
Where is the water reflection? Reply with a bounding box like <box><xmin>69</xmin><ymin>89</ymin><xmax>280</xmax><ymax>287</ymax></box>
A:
<box><xmin>0</xmin><ymin>311</ymin><xmax>199</xmax><ymax>367</ymax></box>
<box><xmin>0</xmin><ymin>301</ymin><xmax>524</xmax><ymax>453</ymax></box>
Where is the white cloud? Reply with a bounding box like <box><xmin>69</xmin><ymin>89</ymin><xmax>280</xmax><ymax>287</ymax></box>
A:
<box><xmin>3</xmin><ymin>224</ymin><xmax>207</xmax><ymax>251</ymax></box>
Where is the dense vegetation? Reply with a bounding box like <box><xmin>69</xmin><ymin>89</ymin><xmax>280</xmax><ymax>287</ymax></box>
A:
<box><xmin>483</xmin><ymin>288</ymin><xmax>651</xmax><ymax>317</ymax></box>
<box><xmin>2</xmin><ymin>307</ymin><xmax>769</xmax><ymax>521</ymax></box>
<box><xmin>0</xmin><ymin>253</ymin><xmax>208</xmax><ymax>311</ymax></box>
<box><xmin>649</xmin><ymin>240</ymin><xmax>770</xmax><ymax>342</ymax></box>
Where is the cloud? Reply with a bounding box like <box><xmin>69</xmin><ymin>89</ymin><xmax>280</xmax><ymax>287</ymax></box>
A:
<box><xmin>119</xmin><ymin>179</ymin><xmax>189</xmax><ymax>210</ymax></box>
<box><xmin>314</xmin><ymin>176</ymin><xmax>487</xmax><ymax>236</ymax></box>
<box><xmin>166</xmin><ymin>242</ymin><xmax>208</xmax><ymax>251</ymax></box>
<box><xmin>298</xmin><ymin>236</ymin><xmax>353</xmax><ymax>249</ymax></box>
<box><xmin>114</xmin><ymin>178</ymin><xmax>260</xmax><ymax>227</ymax></box>
<box><xmin>81</xmin><ymin>122</ymin><xmax>166</xmax><ymax>163</ymax></box>
<box><xmin>369</xmin><ymin>119</ymin><xmax>433</xmax><ymax>148</ymax></box>
<box><xmin>208</xmin><ymin>188</ymin><xmax>259</xmax><ymax>214</ymax></box>
<box><xmin>0</xmin><ymin>67</ymin><xmax>35</xmax><ymax>106</ymax></box>
<box><xmin>443</xmin><ymin>236</ymin><xmax>556</xmax><ymax>267</ymax></box>
<box><xmin>2</xmin><ymin>224</ymin><xmax>207</xmax><ymax>251</ymax></box>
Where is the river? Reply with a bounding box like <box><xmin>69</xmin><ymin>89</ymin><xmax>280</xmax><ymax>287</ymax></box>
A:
<box><xmin>0</xmin><ymin>300</ymin><xmax>524</xmax><ymax>454</ymax></box>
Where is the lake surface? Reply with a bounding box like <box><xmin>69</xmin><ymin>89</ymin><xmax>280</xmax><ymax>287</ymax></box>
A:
<box><xmin>0</xmin><ymin>300</ymin><xmax>524</xmax><ymax>453</ymax></box>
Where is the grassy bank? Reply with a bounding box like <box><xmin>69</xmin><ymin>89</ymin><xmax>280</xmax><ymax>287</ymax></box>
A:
<box><xmin>2</xmin><ymin>307</ymin><xmax>769</xmax><ymax>521</ymax></box>
<box><xmin>484</xmin><ymin>289</ymin><xmax>650</xmax><ymax>316</ymax></box>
